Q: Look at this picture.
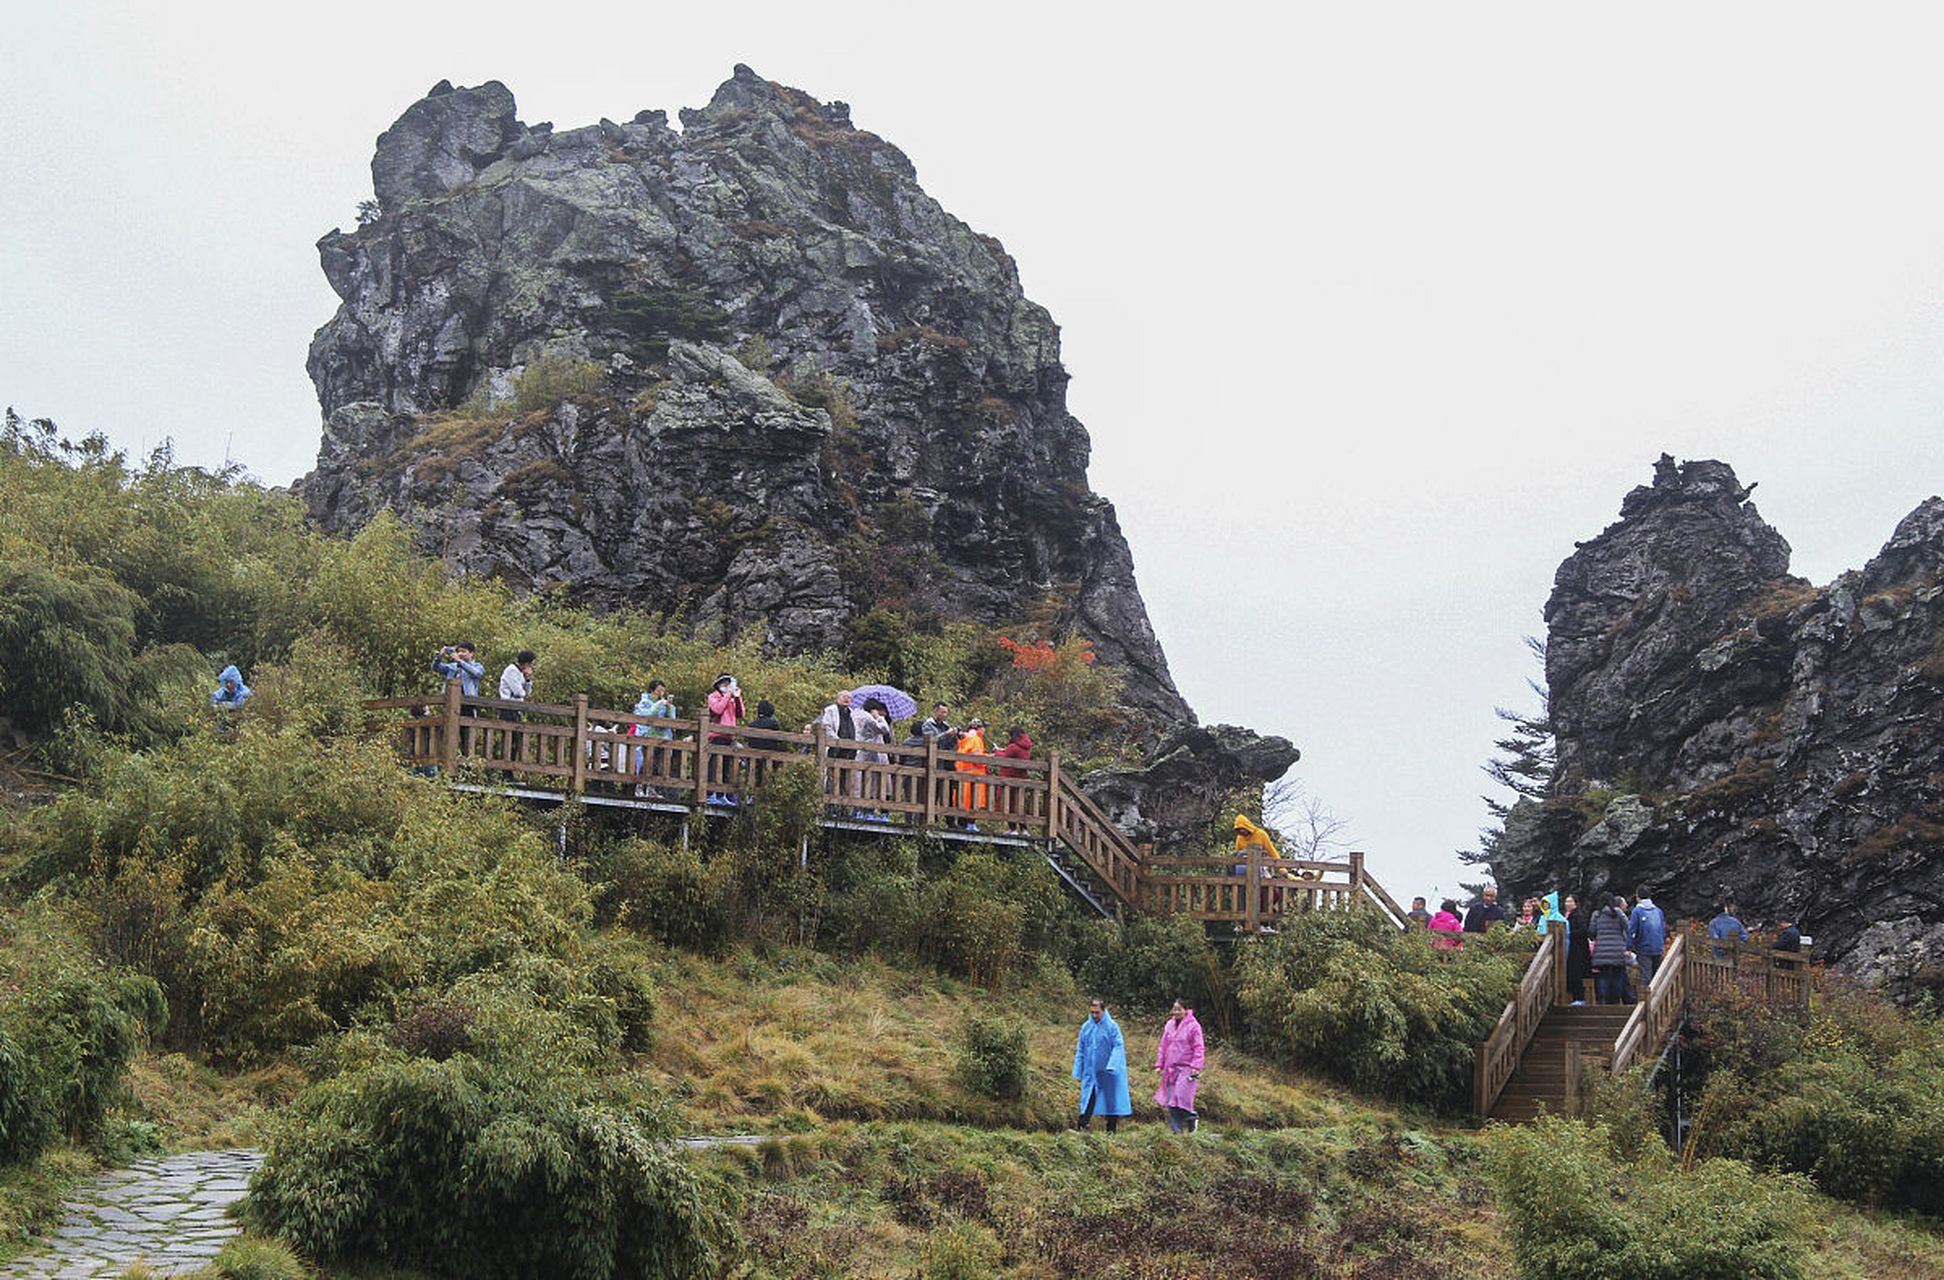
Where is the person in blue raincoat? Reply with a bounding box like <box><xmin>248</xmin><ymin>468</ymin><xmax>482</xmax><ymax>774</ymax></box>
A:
<box><xmin>1072</xmin><ymin>998</ymin><xmax>1132</xmax><ymax>1132</ymax></box>
<box><xmin>1535</xmin><ymin>891</ymin><xmax>1568</xmax><ymax>936</ymax></box>
<box><xmin>210</xmin><ymin>665</ymin><xmax>251</xmax><ymax>710</ymax></box>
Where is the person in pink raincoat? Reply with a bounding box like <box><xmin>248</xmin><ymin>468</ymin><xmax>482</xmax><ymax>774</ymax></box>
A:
<box><xmin>1427</xmin><ymin>898</ymin><xmax>1465</xmax><ymax>953</ymax></box>
<box><xmin>1152</xmin><ymin>1000</ymin><xmax>1205</xmax><ymax>1134</ymax></box>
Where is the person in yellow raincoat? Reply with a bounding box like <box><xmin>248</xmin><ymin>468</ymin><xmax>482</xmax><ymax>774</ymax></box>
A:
<box><xmin>1233</xmin><ymin>815</ymin><xmax>1315</xmax><ymax>923</ymax></box>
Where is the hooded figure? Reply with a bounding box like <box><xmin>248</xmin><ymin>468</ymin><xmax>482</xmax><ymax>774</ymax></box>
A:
<box><xmin>1072</xmin><ymin>1002</ymin><xmax>1131</xmax><ymax>1129</ymax></box>
<box><xmin>1154</xmin><ymin>1003</ymin><xmax>1205</xmax><ymax>1133</ymax></box>
<box><xmin>1535</xmin><ymin>891</ymin><xmax>1568</xmax><ymax>937</ymax></box>
<box><xmin>211</xmin><ymin>665</ymin><xmax>251</xmax><ymax>709</ymax></box>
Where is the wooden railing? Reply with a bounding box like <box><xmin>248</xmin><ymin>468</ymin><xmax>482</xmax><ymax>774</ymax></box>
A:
<box><xmin>1473</xmin><ymin>930</ymin><xmax>1563</xmax><ymax>1118</ymax></box>
<box><xmin>1612</xmin><ymin>932</ymin><xmax>1810</xmax><ymax>1075</ymax></box>
<box><xmin>1140</xmin><ymin>849</ymin><xmax>1403</xmax><ymax>930</ymax></box>
<box><xmin>1611</xmin><ymin>933</ymin><xmax>1687</xmax><ymax>1076</ymax></box>
<box><xmin>364</xmin><ymin>684</ymin><xmax>1403</xmax><ymax>925</ymax></box>
<box><xmin>1050</xmin><ymin>772</ymin><xmax>1145</xmax><ymax>907</ymax></box>
<box><xmin>1684</xmin><ymin>936</ymin><xmax>1813</xmax><ymax>1008</ymax></box>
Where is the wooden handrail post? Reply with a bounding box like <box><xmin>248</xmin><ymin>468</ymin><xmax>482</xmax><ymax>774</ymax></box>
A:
<box><xmin>1245</xmin><ymin>844</ymin><xmax>1261</xmax><ymax>933</ymax></box>
<box><xmin>1473</xmin><ymin>1042</ymin><xmax>1489</xmax><ymax>1119</ymax></box>
<box><xmin>1552</xmin><ymin>927</ymin><xmax>1568</xmax><ymax>1005</ymax></box>
<box><xmin>1349</xmin><ymin>849</ymin><xmax>1365</xmax><ymax>899</ymax></box>
<box><xmin>923</xmin><ymin>734</ymin><xmax>938</xmax><ymax>827</ymax></box>
<box><xmin>441</xmin><ymin>679</ymin><xmax>462</xmax><ymax>773</ymax></box>
<box><xmin>813</xmin><ymin>725</ymin><xmax>828</xmax><ymax>805</ymax></box>
<box><xmin>693</xmin><ymin>712</ymin><xmax>711</xmax><ymax>803</ymax></box>
<box><xmin>570</xmin><ymin>694</ymin><xmax>589</xmax><ymax>795</ymax></box>
<box><xmin>1564</xmin><ymin>1040</ymin><xmax>1582</xmax><ymax>1118</ymax></box>
<box><xmin>1045</xmin><ymin>750</ymin><xmax>1061</xmax><ymax>838</ymax></box>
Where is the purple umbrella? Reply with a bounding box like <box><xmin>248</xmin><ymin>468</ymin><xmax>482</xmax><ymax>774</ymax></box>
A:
<box><xmin>849</xmin><ymin>684</ymin><xmax>917</xmax><ymax>721</ymax></box>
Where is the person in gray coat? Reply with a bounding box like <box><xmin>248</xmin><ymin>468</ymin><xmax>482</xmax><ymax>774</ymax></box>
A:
<box><xmin>1589</xmin><ymin>896</ymin><xmax>1632</xmax><ymax>1005</ymax></box>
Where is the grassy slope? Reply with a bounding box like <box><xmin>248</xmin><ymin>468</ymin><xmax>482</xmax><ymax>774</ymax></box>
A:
<box><xmin>642</xmin><ymin>947</ymin><xmax>1367</xmax><ymax>1135</ymax></box>
<box><xmin>638</xmin><ymin>951</ymin><xmax>1944</xmax><ymax>1280</ymax></box>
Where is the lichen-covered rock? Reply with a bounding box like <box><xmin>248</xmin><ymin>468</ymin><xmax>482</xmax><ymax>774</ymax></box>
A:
<box><xmin>297</xmin><ymin>67</ymin><xmax>1194</xmax><ymax>725</ymax></box>
<box><xmin>1492</xmin><ymin>455</ymin><xmax>1944</xmax><ymax>992</ymax></box>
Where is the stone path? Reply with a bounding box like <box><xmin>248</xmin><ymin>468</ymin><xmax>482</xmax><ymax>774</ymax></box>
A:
<box><xmin>3</xmin><ymin>1149</ymin><xmax>262</xmax><ymax>1280</ymax></box>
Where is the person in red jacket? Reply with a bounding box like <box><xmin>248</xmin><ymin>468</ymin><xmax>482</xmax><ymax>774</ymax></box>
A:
<box><xmin>993</xmin><ymin>725</ymin><xmax>1033</xmax><ymax>832</ymax></box>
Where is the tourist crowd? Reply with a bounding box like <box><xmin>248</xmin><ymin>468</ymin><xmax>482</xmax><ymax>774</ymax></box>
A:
<box><xmin>415</xmin><ymin>644</ymin><xmax>1039</xmax><ymax>821</ymax></box>
<box><xmin>1402</xmin><ymin>885</ymin><xmax>1805</xmax><ymax>1002</ymax></box>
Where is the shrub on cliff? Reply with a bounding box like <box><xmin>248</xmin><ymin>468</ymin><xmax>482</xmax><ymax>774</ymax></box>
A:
<box><xmin>1234</xmin><ymin>908</ymin><xmax>1527</xmax><ymax>1109</ymax></box>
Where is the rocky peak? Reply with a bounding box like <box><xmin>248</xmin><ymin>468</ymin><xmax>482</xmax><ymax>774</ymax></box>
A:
<box><xmin>371</xmin><ymin>80</ymin><xmax>523</xmax><ymax>211</ymax></box>
<box><xmin>1493</xmin><ymin>456</ymin><xmax>1944</xmax><ymax>996</ymax></box>
<box><xmin>1544</xmin><ymin>453</ymin><xmax>1799</xmax><ymax>792</ymax></box>
<box><xmin>296</xmin><ymin>70</ymin><xmax>1298</xmax><ymax>843</ymax></box>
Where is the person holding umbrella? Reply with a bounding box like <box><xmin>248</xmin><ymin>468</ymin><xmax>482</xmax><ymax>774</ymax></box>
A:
<box><xmin>853</xmin><ymin>696</ymin><xmax>895</xmax><ymax>817</ymax></box>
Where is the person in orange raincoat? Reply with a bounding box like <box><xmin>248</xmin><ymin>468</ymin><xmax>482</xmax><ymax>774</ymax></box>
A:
<box><xmin>954</xmin><ymin>717</ymin><xmax>990</xmax><ymax>818</ymax></box>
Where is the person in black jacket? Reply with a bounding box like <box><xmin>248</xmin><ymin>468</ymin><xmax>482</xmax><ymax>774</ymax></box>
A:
<box><xmin>1589</xmin><ymin>896</ymin><xmax>1632</xmax><ymax>1004</ymax></box>
<box><xmin>747</xmin><ymin>699</ymin><xmax>784</xmax><ymax>784</ymax></box>
<box><xmin>1463</xmin><ymin>885</ymin><xmax>1507</xmax><ymax>934</ymax></box>
<box><xmin>1564</xmin><ymin>894</ymin><xmax>1593</xmax><ymax>1004</ymax></box>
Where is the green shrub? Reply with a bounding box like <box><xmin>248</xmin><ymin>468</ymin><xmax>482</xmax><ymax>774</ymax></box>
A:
<box><xmin>0</xmin><ymin>933</ymin><xmax>164</xmax><ymax>1162</ymax></box>
<box><xmin>1681</xmin><ymin>992</ymin><xmax>1944</xmax><ymax>1214</ymax></box>
<box><xmin>0</xmin><ymin>560</ymin><xmax>203</xmax><ymax>741</ymax></box>
<box><xmin>601</xmin><ymin>839</ymin><xmax>731</xmax><ymax>953</ymax></box>
<box><xmin>245</xmin><ymin>1053</ymin><xmax>737</xmax><ymax>1279</ymax></box>
<box><xmin>1488</xmin><ymin>1115</ymin><xmax>1814</xmax><ymax>1280</ymax></box>
<box><xmin>1074</xmin><ymin>914</ymin><xmax>1223</xmax><ymax>1018</ymax></box>
<box><xmin>956</xmin><ymin>1016</ymin><xmax>1030</xmax><ymax>1102</ymax></box>
<box><xmin>917</xmin><ymin>1222</ymin><xmax>1004</xmax><ymax>1280</ymax></box>
<box><xmin>586</xmin><ymin>954</ymin><xmax>658</xmax><ymax>1054</ymax></box>
<box><xmin>205</xmin><ymin>1234</ymin><xmax>309</xmax><ymax>1280</ymax></box>
<box><xmin>818</xmin><ymin>841</ymin><xmax>923</xmax><ymax>958</ymax></box>
<box><xmin>1234</xmin><ymin>908</ymin><xmax>1527</xmax><ymax>1109</ymax></box>
<box><xmin>918</xmin><ymin>853</ymin><xmax>1028</xmax><ymax>989</ymax></box>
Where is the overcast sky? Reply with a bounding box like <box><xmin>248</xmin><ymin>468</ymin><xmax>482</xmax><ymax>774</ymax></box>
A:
<box><xmin>8</xmin><ymin>2</ymin><xmax>1943</xmax><ymax>901</ymax></box>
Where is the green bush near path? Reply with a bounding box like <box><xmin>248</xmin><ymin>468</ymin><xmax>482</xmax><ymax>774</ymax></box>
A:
<box><xmin>1235</xmin><ymin>907</ymin><xmax>1530</xmax><ymax>1111</ymax></box>
<box><xmin>245</xmin><ymin>1051</ymin><xmax>736</xmax><ymax>1279</ymax></box>
<box><xmin>1488</xmin><ymin>1114</ymin><xmax>1817</xmax><ymax>1280</ymax></box>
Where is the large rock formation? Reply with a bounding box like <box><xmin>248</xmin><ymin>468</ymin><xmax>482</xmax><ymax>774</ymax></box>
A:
<box><xmin>296</xmin><ymin>70</ymin><xmax>1296</xmax><ymax>841</ymax></box>
<box><xmin>1492</xmin><ymin>455</ymin><xmax>1944</xmax><ymax>996</ymax></box>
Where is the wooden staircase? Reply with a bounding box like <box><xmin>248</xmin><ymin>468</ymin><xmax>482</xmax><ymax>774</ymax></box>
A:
<box><xmin>1474</xmin><ymin>930</ymin><xmax>1813</xmax><ymax>1122</ymax></box>
<box><xmin>1488</xmin><ymin>1004</ymin><xmax>1631</xmax><ymax>1122</ymax></box>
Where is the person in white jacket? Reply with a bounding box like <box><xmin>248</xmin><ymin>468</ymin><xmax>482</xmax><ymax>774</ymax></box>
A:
<box><xmin>496</xmin><ymin>650</ymin><xmax>535</xmax><ymax>762</ymax></box>
<box><xmin>806</xmin><ymin>690</ymin><xmax>859</xmax><ymax>810</ymax></box>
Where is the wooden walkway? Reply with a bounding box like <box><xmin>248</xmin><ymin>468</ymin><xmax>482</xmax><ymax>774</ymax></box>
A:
<box><xmin>365</xmin><ymin>685</ymin><xmax>1407</xmax><ymax>926</ymax></box>
<box><xmin>1475</xmin><ymin>930</ymin><xmax>1812</xmax><ymax>1121</ymax></box>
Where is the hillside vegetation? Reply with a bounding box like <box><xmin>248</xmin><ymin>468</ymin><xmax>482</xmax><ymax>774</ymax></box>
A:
<box><xmin>2</xmin><ymin>419</ymin><xmax>1942</xmax><ymax>1278</ymax></box>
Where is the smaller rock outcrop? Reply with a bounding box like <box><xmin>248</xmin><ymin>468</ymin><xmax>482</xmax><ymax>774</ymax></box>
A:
<box><xmin>1086</xmin><ymin>725</ymin><xmax>1300</xmax><ymax>850</ymax></box>
<box><xmin>1492</xmin><ymin>455</ymin><xmax>1944</xmax><ymax>995</ymax></box>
